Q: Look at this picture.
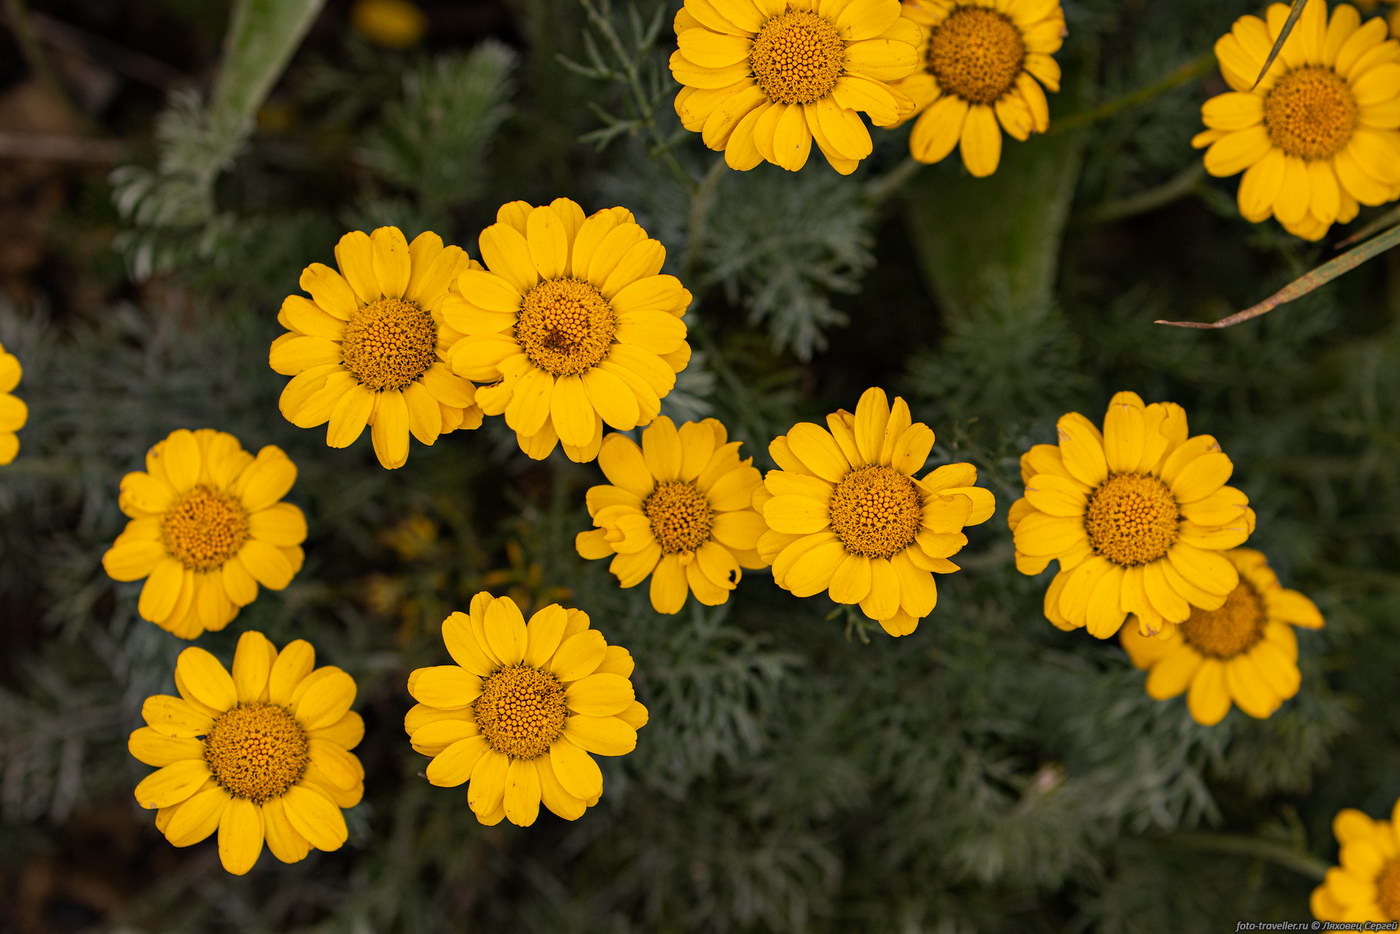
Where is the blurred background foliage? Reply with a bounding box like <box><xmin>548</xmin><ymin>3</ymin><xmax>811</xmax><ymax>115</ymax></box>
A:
<box><xmin>0</xmin><ymin>0</ymin><xmax>1397</xmax><ymax>931</ymax></box>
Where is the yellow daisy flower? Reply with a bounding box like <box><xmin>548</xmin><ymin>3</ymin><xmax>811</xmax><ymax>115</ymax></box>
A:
<box><xmin>130</xmin><ymin>632</ymin><xmax>364</xmax><ymax>875</ymax></box>
<box><xmin>1192</xmin><ymin>0</ymin><xmax>1400</xmax><ymax>241</ymax></box>
<box><xmin>101</xmin><ymin>429</ymin><xmax>307</xmax><ymax>640</ymax></box>
<box><xmin>406</xmin><ymin>593</ymin><xmax>648</xmax><ymax>826</ymax></box>
<box><xmin>1008</xmin><ymin>392</ymin><xmax>1257</xmax><ymax>639</ymax></box>
<box><xmin>271</xmin><ymin>226</ymin><xmax>483</xmax><ymax>469</ymax></box>
<box><xmin>670</xmin><ymin>0</ymin><xmax>921</xmax><ymax>173</ymax></box>
<box><xmin>351</xmin><ymin>0</ymin><xmax>426</xmax><ymax>49</ymax></box>
<box><xmin>0</xmin><ymin>341</ymin><xmax>25</xmax><ymax>465</ymax></box>
<box><xmin>445</xmin><ymin>198</ymin><xmax>691</xmax><ymax>463</ymax></box>
<box><xmin>575</xmin><ymin>416</ymin><xmax>766</xmax><ymax>614</ymax></box>
<box><xmin>893</xmin><ymin>0</ymin><xmax>1066</xmax><ymax>177</ymax></box>
<box><xmin>1120</xmin><ymin>548</ymin><xmax>1323</xmax><ymax>726</ymax></box>
<box><xmin>752</xmin><ymin>387</ymin><xmax>995</xmax><ymax>636</ymax></box>
<box><xmin>1312</xmin><ymin>801</ymin><xmax>1400</xmax><ymax>923</ymax></box>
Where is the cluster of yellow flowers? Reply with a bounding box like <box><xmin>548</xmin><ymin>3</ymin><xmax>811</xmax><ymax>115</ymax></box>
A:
<box><xmin>671</xmin><ymin>0</ymin><xmax>1400</xmax><ymax>240</ymax></box>
<box><xmin>0</xmin><ymin>0</ymin><xmax>1376</xmax><ymax>910</ymax></box>
<box><xmin>671</xmin><ymin>0</ymin><xmax>1064</xmax><ymax>177</ymax></box>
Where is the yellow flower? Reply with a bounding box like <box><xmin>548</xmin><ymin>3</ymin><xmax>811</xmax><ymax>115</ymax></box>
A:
<box><xmin>670</xmin><ymin>0</ymin><xmax>921</xmax><ymax>173</ymax></box>
<box><xmin>351</xmin><ymin>0</ymin><xmax>426</xmax><ymax>49</ymax></box>
<box><xmin>406</xmin><ymin>594</ymin><xmax>648</xmax><ymax>826</ymax></box>
<box><xmin>101</xmin><ymin>429</ymin><xmax>307</xmax><ymax>640</ymax></box>
<box><xmin>1193</xmin><ymin>0</ymin><xmax>1400</xmax><ymax>241</ymax></box>
<box><xmin>1312</xmin><ymin>802</ymin><xmax>1400</xmax><ymax>923</ymax></box>
<box><xmin>575</xmin><ymin>417</ymin><xmax>766</xmax><ymax>614</ymax></box>
<box><xmin>893</xmin><ymin>0</ymin><xmax>1065</xmax><ymax>177</ymax></box>
<box><xmin>753</xmin><ymin>387</ymin><xmax>995</xmax><ymax>636</ymax></box>
<box><xmin>130</xmin><ymin>632</ymin><xmax>364</xmax><ymax>875</ymax></box>
<box><xmin>0</xmin><ymin>341</ymin><xmax>25</xmax><ymax>465</ymax></box>
<box><xmin>271</xmin><ymin>227</ymin><xmax>483</xmax><ymax>469</ymax></box>
<box><xmin>1009</xmin><ymin>391</ymin><xmax>1257</xmax><ymax>639</ymax></box>
<box><xmin>445</xmin><ymin>198</ymin><xmax>691</xmax><ymax>463</ymax></box>
<box><xmin>1120</xmin><ymin>548</ymin><xmax>1322</xmax><ymax>725</ymax></box>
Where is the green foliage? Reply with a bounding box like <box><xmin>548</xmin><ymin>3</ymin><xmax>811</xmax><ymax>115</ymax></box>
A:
<box><xmin>362</xmin><ymin>43</ymin><xmax>517</xmax><ymax>218</ymax></box>
<box><xmin>5</xmin><ymin>0</ymin><xmax>1400</xmax><ymax>930</ymax></box>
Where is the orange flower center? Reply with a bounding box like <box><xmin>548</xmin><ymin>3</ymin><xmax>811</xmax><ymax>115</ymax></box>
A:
<box><xmin>928</xmin><ymin>6</ymin><xmax>1026</xmax><ymax>105</ymax></box>
<box><xmin>203</xmin><ymin>702</ymin><xmax>309</xmax><ymax>803</ymax></box>
<box><xmin>748</xmin><ymin>10</ymin><xmax>847</xmax><ymax>105</ymax></box>
<box><xmin>340</xmin><ymin>297</ymin><xmax>439</xmax><ymax>391</ymax></box>
<box><xmin>1084</xmin><ymin>474</ymin><xmax>1180</xmax><ymax>567</ymax></box>
<box><xmin>829</xmin><ymin>464</ymin><xmax>924</xmax><ymax>559</ymax></box>
<box><xmin>1178</xmin><ymin>580</ymin><xmax>1265</xmax><ymax>659</ymax></box>
<box><xmin>161</xmin><ymin>484</ymin><xmax>251</xmax><ymax>571</ymax></box>
<box><xmin>516</xmin><ymin>278</ymin><xmax>617</xmax><ymax>376</ymax></box>
<box><xmin>1376</xmin><ymin>858</ymin><xmax>1400</xmax><ymax>919</ymax></box>
<box><xmin>644</xmin><ymin>480</ymin><xmax>714</xmax><ymax>554</ymax></box>
<box><xmin>1263</xmin><ymin>66</ymin><xmax>1358</xmax><ymax>160</ymax></box>
<box><xmin>474</xmin><ymin>664</ymin><xmax>569</xmax><ymax>759</ymax></box>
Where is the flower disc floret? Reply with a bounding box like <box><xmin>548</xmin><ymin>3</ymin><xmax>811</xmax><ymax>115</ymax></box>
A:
<box><xmin>754</xmin><ymin>387</ymin><xmax>995</xmax><ymax>637</ymax></box>
<box><xmin>749</xmin><ymin>11</ymin><xmax>847</xmax><ymax>105</ymax></box>
<box><xmin>516</xmin><ymin>278</ymin><xmax>618</xmax><ymax>376</ymax></box>
<box><xmin>1263</xmin><ymin>66</ymin><xmax>1360</xmax><ymax>160</ymax></box>
<box><xmin>160</xmin><ymin>486</ymin><xmax>252</xmax><ymax>572</ymax></box>
<box><xmin>1178</xmin><ymin>580</ymin><xmax>1265</xmax><ymax>658</ymax></box>
<box><xmin>474</xmin><ymin>665</ymin><xmax>569</xmax><ymax>759</ymax></box>
<box><xmin>339</xmin><ymin>297</ymin><xmax>439</xmax><ymax>391</ymax></box>
<box><xmin>828</xmin><ymin>465</ymin><xmax>924</xmax><ymax>559</ymax></box>
<box><xmin>928</xmin><ymin>6</ymin><xmax>1026</xmax><ymax>105</ymax></box>
<box><xmin>1084</xmin><ymin>474</ymin><xmax>1180</xmax><ymax>567</ymax></box>
<box><xmin>203</xmin><ymin>703</ymin><xmax>309</xmax><ymax>803</ymax></box>
<box><xmin>645</xmin><ymin>480</ymin><xmax>715</xmax><ymax>554</ymax></box>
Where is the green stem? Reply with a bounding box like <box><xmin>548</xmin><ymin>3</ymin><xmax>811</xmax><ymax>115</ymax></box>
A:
<box><xmin>1087</xmin><ymin>164</ymin><xmax>1206</xmax><ymax>224</ymax></box>
<box><xmin>684</xmin><ymin>157</ymin><xmax>727</xmax><ymax>285</ymax></box>
<box><xmin>1050</xmin><ymin>52</ymin><xmax>1215</xmax><ymax>136</ymax></box>
<box><xmin>867</xmin><ymin>156</ymin><xmax>924</xmax><ymax>206</ymax></box>
<box><xmin>1161</xmin><ymin>831</ymin><xmax>1331</xmax><ymax>881</ymax></box>
<box><xmin>579</xmin><ymin>0</ymin><xmax>697</xmax><ymax>193</ymax></box>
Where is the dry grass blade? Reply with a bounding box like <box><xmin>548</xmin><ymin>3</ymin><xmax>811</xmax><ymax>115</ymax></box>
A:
<box><xmin>1251</xmin><ymin>0</ymin><xmax>1306</xmax><ymax>89</ymax></box>
<box><xmin>1157</xmin><ymin>222</ymin><xmax>1400</xmax><ymax>329</ymax></box>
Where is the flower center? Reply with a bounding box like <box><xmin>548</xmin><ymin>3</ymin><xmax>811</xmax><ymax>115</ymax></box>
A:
<box><xmin>340</xmin><ymin>297</ymin><xmax>439</xmax><ymax>391</ymax></box>
<box><xmin>1178</xmin><ymin>580</ymin><xmax>1266</xmax><ymax>659</ymax></box>
<box><xmin>748</xmin><ymin>10</ymin><xmax>847</xmax><ymax>105</ymax></box>
<box><xmin>516</xmin><ymin>278</ymin><xmax>618</xmax><ymax>376</ymax></box>
<box><xmin>473</xmin><ymin>664</ymin><xmax>569</xmax><ymax>759</ymax></box>
<box><xmin>828</xmin><ymin>465</ymin><xmax>924</xmax><ymax>559</ymax></box>
<box><xmin>202</xmin><ymin>702</ymin><xmax>309</xmax><ymax>803</ymax></box>
<box><xmin>928</xmin><ymin>6</ymin><xmax>1026</xmax><ymax>105</ymax></box>
<box><xmin>1377</xmin><ymin>858</ymin><xmax>1400</xmax><ymax>920</ymax></box>
<box><xmin>1263</xmin><ymin>66</ymin><xmax>1358</xmax><ymax>160</ymax></box>
<box><xmin>1084</xmin><ymin>473</ymin><xmax>1181</xmax><ymax>567</ymax></box>
<box><xmin>161</xmin><ymin>484</ymin><xmax>251</xmax><ymax>571</ymax></box>
<box><xmin>644</xmin><ymin>480</ymin><xmax>713</xmax><ymax>554</ymax></box>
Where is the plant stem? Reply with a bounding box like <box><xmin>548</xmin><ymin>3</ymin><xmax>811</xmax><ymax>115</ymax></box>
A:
<box><xmin>1050</xmin><ymin>52</ymin><xmax>1215</xmax><ymax>136</ymax></box>
<box><xmin>1161</xmin><ymin>831</ymin><xmax>1331</xmax><ymax>881</ymax></box>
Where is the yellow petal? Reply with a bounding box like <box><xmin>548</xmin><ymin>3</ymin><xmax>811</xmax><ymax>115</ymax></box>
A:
<box><xmin>217</xmin><ymin>797</ymin><xmax>265</xmax><ymax>875</ymax></box>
